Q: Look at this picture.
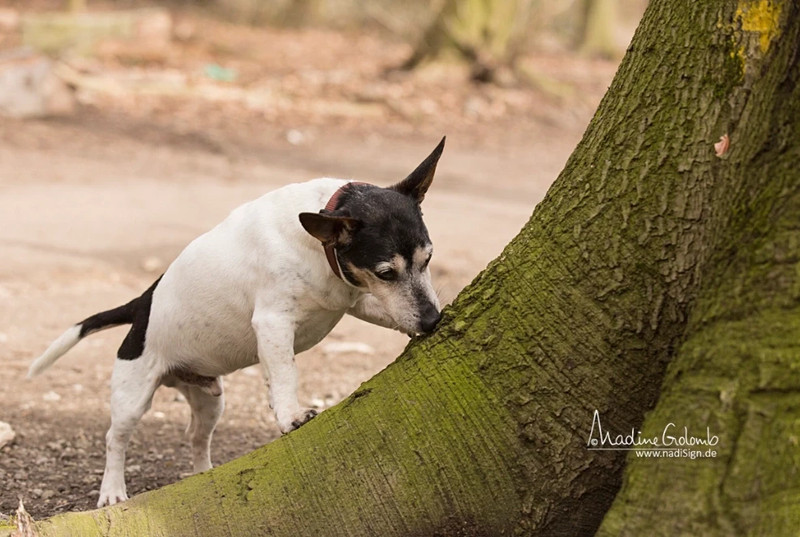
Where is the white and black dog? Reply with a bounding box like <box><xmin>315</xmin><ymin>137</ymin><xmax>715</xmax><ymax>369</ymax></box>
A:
<box><xmin>29</xmin><ymin>138</ymin><xmax>445</xmax><ymax>507</ymax></box>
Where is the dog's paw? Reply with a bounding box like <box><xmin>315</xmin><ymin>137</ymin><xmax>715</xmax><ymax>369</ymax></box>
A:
<box><xmin>291</xmin><ymin>408</ymin><xmax>318</xmax><ymax>429</ymax></box>
<box><xmin>97</xmin><ymin>488</ymin><xmax>128</xmax><ymax>508</ymax></box>
<box><xmin>278</xmin><ymin>408</ymin><xmax>318</xmax><ymax>434</ymax></box>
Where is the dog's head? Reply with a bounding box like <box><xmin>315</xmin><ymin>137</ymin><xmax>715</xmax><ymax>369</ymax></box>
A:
<box><xmin>299</xmin><ymin>138</ymin><xmax>445</xmax><ymax>335</ymax></box>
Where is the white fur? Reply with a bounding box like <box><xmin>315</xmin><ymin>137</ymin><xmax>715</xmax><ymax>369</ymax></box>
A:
<box><xmin>346</xmin><ymin>246</ymin><xmax>439</xmax><ymax>333</ymax></box>
<box><xmin>28</xmin><ymin>324</ymin><xmax>82</xmax><ymax>378</ymax></box>
<box><xmin>33</xmin><ymin>177</ymin><xmax>440</xmax><ymax>508</ymax></box>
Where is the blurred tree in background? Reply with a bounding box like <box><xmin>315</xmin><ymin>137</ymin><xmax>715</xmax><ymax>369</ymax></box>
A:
<box><xmin>206</xmin><ymin>0</ymin><xmax>632</xmax><ymax>83</ymax></box>
<box><xmin>577</xmin><ymin>0</ymin><xmax>619</xmax><ymax>58</ymax></box>
<box><xmin>51</xmin><ymin>0</ymin><xmax>636</xmax><ymax>67</ymax></box>
<box><xmin>399</xmin><ymin>0</ymin><xmax>537</xmax><ymax>83</ymax></box>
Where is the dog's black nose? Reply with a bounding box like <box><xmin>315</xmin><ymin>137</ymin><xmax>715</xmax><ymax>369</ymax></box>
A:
<box><xmin>419</xmin><ymin>306</ymin><xmax>441</xmax><ymax>334</ymax></box>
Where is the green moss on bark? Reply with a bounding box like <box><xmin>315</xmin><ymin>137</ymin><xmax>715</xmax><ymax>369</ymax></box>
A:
<box><xmin>597</xmin><ymin>1</ymin><xmax>800</xmax><ymax>534</ymax></box>
<box><xmin>37</xmin><ymin>352</ymin><xmax>523</xmax><ymax>536</ymax></box>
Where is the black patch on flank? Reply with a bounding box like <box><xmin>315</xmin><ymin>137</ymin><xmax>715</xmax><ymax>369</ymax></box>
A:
<box><xmin>117</xmin><ymin>276</ymin><xmax>162</xmax><ymax>360</ymax></box>
<box><xmin>78</xmin><ymin>277</ymin><xmax>160</xmax><ymax>337</ymax></box>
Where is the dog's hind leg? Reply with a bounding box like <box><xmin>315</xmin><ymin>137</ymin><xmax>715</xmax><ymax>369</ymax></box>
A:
<box><xmin>174</xmin><ymin>379</ymin><xmax>224</xmax><ymax>473</ymax></box>
<box><xmin>98</xmin><ymin>357</ymin><xmax>160</xmax><ymax>508</ymax></box>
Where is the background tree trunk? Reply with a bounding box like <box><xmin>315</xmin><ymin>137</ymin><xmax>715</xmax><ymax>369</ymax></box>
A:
<box><xmin>401</xmin><ymin>0</ymin><xmax>536</xmax><ymax>83</ymax></box>
<box><xmin>7</xmin><ymin>1</ymin><xmax>799</xmax><ymax>535</ymax></box>
<box><xmin>578</xmin><ymin>0</ymin><xmax>619</xmax><ymax>58</ymax></box>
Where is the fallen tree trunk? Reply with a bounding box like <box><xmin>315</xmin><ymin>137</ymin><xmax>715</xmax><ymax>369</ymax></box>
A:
<box><xmin>10</xmin><ymin>0</ymin><xmax>800</xmax><ymax>535</ymax></box>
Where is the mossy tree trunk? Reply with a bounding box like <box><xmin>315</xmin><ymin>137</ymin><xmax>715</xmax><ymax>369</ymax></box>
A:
<box><xmin>597</xmin><ymin>0</ymin><xmax>800</xmax><ymax>534</ymax></box>
<box><xmin>12</xmin><ymin>1</ymin><xmax>800</xmax><ymax>535</ymax></box>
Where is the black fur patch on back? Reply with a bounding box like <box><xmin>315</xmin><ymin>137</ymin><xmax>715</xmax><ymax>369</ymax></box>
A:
<box><xmin>117</xmin><ymin>276</ymin><xmax>162</xmax><ymax>361</ymax></box>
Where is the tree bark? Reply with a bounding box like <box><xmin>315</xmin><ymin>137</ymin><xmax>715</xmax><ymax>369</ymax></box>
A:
<box><xmin>10</xmin><ymin>0</ymin><xmax>800</xmax><ymax>535</ymax></box>
<box><xmin>597</xmin><ymin>1</ymin><xmax>800</xmax><ymax>534</ymax></box>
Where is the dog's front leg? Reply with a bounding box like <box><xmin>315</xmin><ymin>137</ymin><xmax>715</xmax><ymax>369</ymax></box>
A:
<box><xmin>252</xmin><ymin>310</ymin><xmax>317</xmax><ymax>434</ymax></box>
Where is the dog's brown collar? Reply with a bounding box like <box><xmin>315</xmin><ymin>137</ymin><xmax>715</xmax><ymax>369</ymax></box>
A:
<box><xmin>323</xmin><ymin>181</ymin><xmax>367</xmax><ymax>283</ymax></box>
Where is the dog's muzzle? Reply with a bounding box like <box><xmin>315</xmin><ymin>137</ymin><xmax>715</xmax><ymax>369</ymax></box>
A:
<box><xmin>418</xmin><ymin>304</ymin><xmax>441</xmax><ymax>334</ymax></box>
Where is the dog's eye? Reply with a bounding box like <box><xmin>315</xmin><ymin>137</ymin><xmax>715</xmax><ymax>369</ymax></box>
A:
<box><xmin>420</xmin><ymin>255</ymin><xmax>431</xmax><ymax>271</ymax></box>
<box><xmin>375</xmin><ymin>268</ymin><xmax>397</xmax><ymax>281</ymax></box>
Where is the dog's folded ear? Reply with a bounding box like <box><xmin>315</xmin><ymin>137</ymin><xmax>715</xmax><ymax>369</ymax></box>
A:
<box><xmin>390</xmin><ymin>136</ymin><xmax>445</xmax><ymax>204</ymax></box>
<box><xmin>299</xmin><ymin>212</ymin><xmax>361</xmax><ymax>245</ymax></box>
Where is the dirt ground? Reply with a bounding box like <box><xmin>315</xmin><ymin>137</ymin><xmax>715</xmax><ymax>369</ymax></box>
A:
<box><xmin>0</xmin><ymin>7</ymin><xmax>619</xmax><ymax>519</ymax></box>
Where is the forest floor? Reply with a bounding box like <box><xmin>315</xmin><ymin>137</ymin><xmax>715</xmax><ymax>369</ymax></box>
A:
<box><xmin>0</xmin><ymin>5</ymin><xmax>620</xmax><ymax>519</ymax></box>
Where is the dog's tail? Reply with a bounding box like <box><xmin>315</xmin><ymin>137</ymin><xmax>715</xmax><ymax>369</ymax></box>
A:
<box><xmin>29</xmin><ymin>276</ymin><xmax>162</xmax><ymax>378</ymax></box>
<box><xmin>28</xmin><ymin>302</ymin><xmax>137</xmax><ymax>378</ymax></box>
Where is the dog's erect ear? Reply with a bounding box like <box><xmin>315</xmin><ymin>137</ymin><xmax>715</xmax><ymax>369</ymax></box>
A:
<box><xmin>299</xmin><ymin>212</ymin><xmax>361</xmax><ymax>245</ymax></box>
<box><xmin>390</xmin><ymin>136</ymin><xmax>445</xmax><ymax>203</ymax></box>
